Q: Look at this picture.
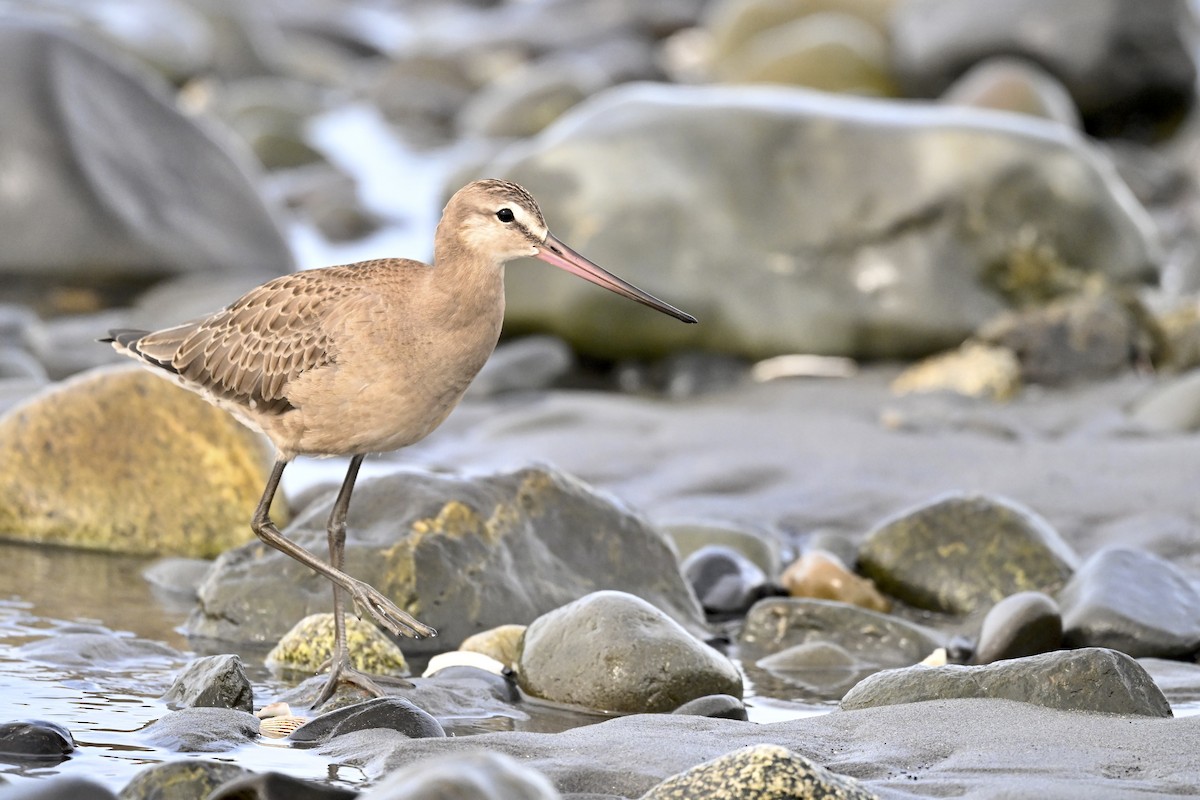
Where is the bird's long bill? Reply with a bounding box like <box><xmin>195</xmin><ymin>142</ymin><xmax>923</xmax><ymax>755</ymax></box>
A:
<box><xmin>535</xmin><ymin>233</ymin><xmax>697</xmax><ymax>324</ymax></box>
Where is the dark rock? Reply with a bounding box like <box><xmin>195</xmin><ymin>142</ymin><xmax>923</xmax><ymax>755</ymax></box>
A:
<box><xmin>138</xmin><ymin>707</ymin><xmax>260</xmax><ymax>752</ymax></box>
<box><xmin>1059</xmin><ymin>547</ymin><xmax>1200</xmax><ymax>658</ymax></box>
<box><xmin>208</xmin><ymin>771</ymin><xmax>359</xmax><ymax>800</ymax></box>
<box><xmin>290</xmin><ymin>697</ymin><xmax>445</xmax><ymax>746</ymax></box>
<box><xmin>976</xmin><ymin>291</ymin><xmax>1150</xmax><ymax>385</ymax></box>
<box><xmin>890</xmin><ymin>0</ymin><xmax>1196</xmax><ymax>141</ymax></box>
<box><xmin>161</xmin><ymin>654</ymin><xmax>253</xmax><ymax>712</ymax></box>
<box><xmin>117</xmin><ymin>760</ymin><xmax>251</xmax><ymax>800</ymax></box>
<box><xmin>671</xmin><ymin>694</ymin><xmax>748</xmax><ymax>721</ymax></box>
<box><xmin>739</xmin><ymin>598</ymin><xmax>942</xmax><ymax>668</ymax></box>
<box><xmin>18</xmin><ymin>629</ymin><xmax>182</xmax><ymax>669</ymax></box>
<box><xmin>664</xmin><ymin>521</ymin><xmax>783</xmax><ymax>577</ymax></box>
<box><xmin>614</xmin><ymin>351</ymin><xmax>751</xmax><ymax>398</ymax></box>
<box><xmin>681</xmin><ymin>545</ymin><xmax>770</xmax><ymax>616</ymax></box>
<box><xmin>465</xmin><ymin>335</ymin><xmax>574</xmax><ymax>399</ymax></box>
<box><xmin>0</xmin><ymin>777</ymin><xmax>115</xmax><ymax>800</ymax></box>
<box><xmin>0</xmin><ymin>720</ymin><xmax>74</xmax><ymax>760</ymax></box>
<box><xmin>858</xmin><ymin>492</ymin><xmax>1078</xmax><ymax>614</ymax></box>
<box><xmin>840</xmin><ymin>647</ymin><xmax>1172</xmax><ymax>717</ymax></box>
<box><xmin>517</xmin><ymin>591</ymin><xmax>742</xmax><ymax>713</ymax></box>
<box><xmin>187</xmin><ymin>466</ymin><xmax>705</xmax><ymax>651</ymax></box>
<box><xmin>358</xmin><ymin>751</ymin><xmax>559</xmax><ymax>800</ymax></box>
<box><xmin>974</xmin><ymin>591</ymin><xmax>1062</xmax><ymax>663</ymax></box>
<box><xmin>0</xmin><ymin>22</ymin><xmax>290</xmax><ymax>290</ymax></box>
<box><xmin>141</xmin><ymin>557</ymin><xmax>212</xmax><ymax>599</ymax></box>
<box><xmin>640</xmin><ymin>743</ymin><xmax>876</xmax><ymax>800</ymax></box>
<box><xmin>478</xmin><ymin>82</ymin><xmax>1157</xmax><ymax>360</ymax></box>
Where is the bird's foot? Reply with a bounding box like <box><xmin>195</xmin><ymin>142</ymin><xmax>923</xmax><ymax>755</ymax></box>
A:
<box><xmin>346</xmin><ymin>579</ymin><xmax>437</xmax><ymax>639</ymax></box>
<box><xmin>312</xmin><ymin>656</ymin><xmax>388</xmax><ymax>709</ymax></box>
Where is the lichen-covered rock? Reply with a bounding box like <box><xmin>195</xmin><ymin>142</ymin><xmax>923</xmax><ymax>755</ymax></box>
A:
<box><xmin>187</xmin><ymin>466</ymin><xmax>705</xmax><ymax>651</ymax></box>
<box><xmin>0</xmin><ymin>366</ymin><xmax>283</xmax><ymax>556</ymax></box>
<box><xmin>266</xmin><ymin>613</ymin><xmax>408</xmax><ymax>678</ymax></box>
<box><xmin>858</xmin><ymin>492</ymin><xmax>1077</xmax><ymax>614</ymax></box>
<box><xmin>840</xmin><ymin>647</ymin><xmax>1172</xmax><ymax>718</ymax></box>
<box><xmin>118</xmin><ymin>760</ymin><xmax>251</xmax><ymax>800</ymax></box>
<box><xmin>890</xmin><ymin>341</ymin><xmax>1021</xmax><ymax>400</ymax></box>
<box><xmin>476</xmin><ymin>82</ymin><xmax>1157</xmax><ymax>360</ymax></box>
<box><xmin>518</xmin><ymin>591</ymin><xmax>742</xmax><ymax>713</ymax></box>
<box><xmin>639</xmin><ymin>743</ymin><xmax>877</xmax><ymax>800</ymax></box>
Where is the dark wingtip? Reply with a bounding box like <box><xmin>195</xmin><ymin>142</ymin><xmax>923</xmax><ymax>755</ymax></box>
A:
<box><xmin>103</xmin><ymin>329</ymin><xmax>150</xmax><ymax>349</ymax></box>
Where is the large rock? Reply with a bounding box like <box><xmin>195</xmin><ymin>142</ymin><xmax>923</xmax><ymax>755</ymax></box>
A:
<box><xmin>1059</xmin><ymin>547</ymin><xmax>1200</xmax><ymax>658</ymax></box>
<box><xmin>858</xmin><ymin>492</ymin><xmax>1078</xmax><ymax>614</ymax></box>
<box><xmin>186</xmin><ymin>466</ymin><xmax>705</xmax><ymax>651</ymax></box>
<box><xmin>517</xmin><ymin>591</ymin><xmax>742</xmax><ymax>713</ymax></box>
<box><xmin>0</xmin><ymin>22</ymin><xmax>290</xmax><ymax>289</ymax></box>
<box><xmin>891</xmin><ymin>0</ymin><xmax>1196</xmax><ymax>140</ymax></box>
<box><xmin>0</xmin><ymin>366</ymin><xmax>281</xmax><ymax>556</ymax></box>
<box><xmin>840</xmin><ymin>647</ymin><xmax>1172</xmax><ymax>718</ymax></box>
<box><xmin>474</xmin><ymin>82</ymin><xmax>1158</xmax><ymax>359</ymax></box>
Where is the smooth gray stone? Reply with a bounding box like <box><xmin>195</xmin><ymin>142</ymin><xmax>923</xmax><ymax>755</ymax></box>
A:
<box><xmin>974</xmin><ymin>591</ymin><xmax>1062</xmax><ymax>663</ymax></box>
<box><xmin>161</xmin><ymin>655</ymin><xmax>253</xmax><ymax>712</ymax></box>
<box><xmin>290</xmin><ymin>697</ymin><xmax>445</xmax><ymax>745</ymax></box>
<box><xmin>138</xmin><ymin>707</ymin><xmax>260</xmax><ymax>752</ymax></box>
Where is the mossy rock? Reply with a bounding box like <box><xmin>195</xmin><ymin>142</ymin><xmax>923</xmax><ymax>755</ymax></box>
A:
<box><xmin>266</xmin><ymin>613</ymin><xmax>408</xmax><ymax>677</ymax></box>
<box><xmin>0</xmin><ymin>365</ymin><xmax>284</xmax><ymax>556</ymax></box>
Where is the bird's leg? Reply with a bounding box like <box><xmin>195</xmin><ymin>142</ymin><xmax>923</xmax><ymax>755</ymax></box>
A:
<box><xmin>250</xmin><ymin>459</ymin><xmax>437</xmax><ymax>644</ymax></box>
<box><xmin>312</xmin><ymin>455</ymin><xmax>397</xmax><ymax>707</ymax></box>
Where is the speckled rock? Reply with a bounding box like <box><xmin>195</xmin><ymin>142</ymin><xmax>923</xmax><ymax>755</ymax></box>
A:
<box><xmin>459</xmin><ymin>624</ymin><xmax>526</xmax><ymax>670</ymax></box>
<box><xmin>477</xmin><ymin>82</ymin><xmax>1158</xmax><ymax>360</ymax></box>
<box><xmin>1059</xmin><ymin>547</ymin><xmax>1200</xmax><ymax>658</ymax></box>
<box><xmin>358</xmin><ymin>751</ymin><xmax>560</xmax><ymax>800</ymax></box>
<box><xmin>0</xmin><ymin>366</ymin><xmax>283</xmax><ymax>556</ymax></box>
<box><xmin>639</xmin><ymin>743</ymin><xmax>876</xmax><ymax>800</ymax></box>
<box><xmin>974</xmin><ymin>591</ymin><xmax>1062</xmax><ymax>664</ymax></box>
<box><xmin>117</xmin><ymin>761</ymin><xmax>252</xmax><ymax>800</ymax></box>
<box><xmin>265</xmin><ymin>613</ymin><xmax>408</xmax><ymax>678</ymax></box>
<box><xmin>739</xmin><ymin>598</ymin><xmax>942</xmax><ymax>668</ymax></box>
<box><xmin>840</xmin><ymin>647</ymin><xmax>1172</xmax><ymax>717</ymax></box>
<box><xmin>187</xmin><ymin>466</ymin><xmax>704</xmax><ymax>652</ymax></box>
<box><xmin>161</xmin><ymin>654</ymin><xmax>253</xmax><ymax>712</ymax></box>
<box><xmin>518</xmin><ymin>591</ymin><xmax>742</xmax><ymax>713</ymax></box>
<box><xmin>138</xmin><ymin>707</ymin><xmax>261</xmax><ymax>752</ymax></box>
<box><xmin>780</xmin><ymin>551</ymin><xmax>890</xmax><ymax>612</ymax></box>
<box><xmin>858</xmin><ymin>492</ymin><xmax>1078</xmax><ymax>614</ymax></box>
<box><xmin>890</xmin><ymin>341</ymin><xmax>1021</xmax><ymax>400</ymax></box>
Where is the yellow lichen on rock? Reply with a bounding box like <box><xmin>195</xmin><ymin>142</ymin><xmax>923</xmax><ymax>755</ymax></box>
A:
<box><xmin>265</xmin><ymin>613</ymin><xmax>408</xmax><ymax>677</ymax></box>
<box><xmin>0</xmin><ymin>365</ymin><xmax>285</xmax><ymax>556</ymax></box>
<box><xmin>890</xmin><ymin>341</ymin><xmax>1021</xmax><ymax>401</ymax></box>
<box><xmin>460</xmin><ymin>624</ymin><xmax>526</xmax><ymax>669</ymax></box>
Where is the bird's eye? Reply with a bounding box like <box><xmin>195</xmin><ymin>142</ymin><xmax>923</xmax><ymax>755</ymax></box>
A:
<box><xmin>496</xmin><ymin>208</ymin><xmax>515</xmax><ymax>223</ymax></box>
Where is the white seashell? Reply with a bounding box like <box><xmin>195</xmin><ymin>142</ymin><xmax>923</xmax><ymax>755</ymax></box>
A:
<box><xmin>422</xmin><ymin>650</ymin><xmax>506</xmax><ymax>677</ymax></box>
<box><xmin>259</xmin><ymin>714</ymin><xmax>308</xmax><ymax>739</ymax></box>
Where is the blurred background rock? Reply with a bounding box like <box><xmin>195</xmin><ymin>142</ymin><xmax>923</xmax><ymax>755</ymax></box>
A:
<box><xmin>0</xmin><ymin>0</ymin><xmax>1198</xmax><ymax>390</ymax></box>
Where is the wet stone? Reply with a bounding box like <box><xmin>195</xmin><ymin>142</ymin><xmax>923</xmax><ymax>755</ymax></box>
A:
<box><xmin>2</xmin><ymin>777</ymin><xmax>115</xmax><ymax>800</ymax></box>
<box><xmin>682</xmin><ymin>544</ymin><xmax>772</xmax><ymax>616</ymax></box>
<box><xmin>671</xmin><ymin>694</ymin><xmax>749</xmax><ymax>721</ymax></box>
<box><xmin>207</xmin><ymin>771</ymin><xmax>359</xmax><ymax>800</ymax></box>
<box><xmin>118</xmin><ymin>760</ymin><xmax>252</xmax><ymax>800</ymax></box>
<box><xmin>639</xmin><ymin>743</ymin><xmax>877</xmax><ymax>800</ymax></box>
<box><xmin>141</xmin><ymin>557</ymin><xmax>212</xmax><ymax>600</ymax></box>
<box><xmin>1059</xmin><ymin>547</ymin><xmax>1200</xmax><ymax>658</ymax></box>
<box><xmin>0</xmin><ymin>720</ymin><xmax>74</xmax><ymax>760</ymax></box>
<box><xmin>290</xmin><ymin>697</ymin><xmax>445</xmax><ymax>746</ymax></box>
<box><xmin>161</xmin><ymin>654</ymin><xmax>252</xmax><ymax>712</ymax></box>
<box><xmin>858</xmin><ymin>492</ymin><xmax>1078</xmax><ymax>614</ymax></box>
<box><xmin>518</xmin><ymin>591</ymin><xmax>743</xmax><ymax>713</ymax></box>
<box><xmin>974</xmin><ymin>591</ymin><xmax>1062</xmax><ymax>664</ymax></box>
<box><xmin>18</xmin><ymin>628</ymin><xmax>182</xmax><ymax>669</ymax></box>
<box><xmin>358</xmin><ymin>751</ymin><xmax>560</xmax><ymax>800</ymax></box>
<box><xmin>139</xmin><ymin>707</ymin><xmax>261</xmax><ymax>752</ymax></box>
<box><xmin>840</xmin><ymin>647</ymin><xmax>1172</xmax><ymax>717</ymax></box>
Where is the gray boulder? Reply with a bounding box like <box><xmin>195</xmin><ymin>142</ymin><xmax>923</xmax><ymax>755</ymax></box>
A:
<box><xmin>475</xmin><ymin>82</ymin><xmax>1158</xmax><ymax>359</ymax></box>
<box><xmin>973</xmin><ymin>591</ymin><xmax>1062</xmax><ymax>664</ymax></box>
<box><xmin>517</xmin><ymin>591</ymin><xmax>742</xmax><ymax>713</ymax></box>
<box><xmin>0</xmin><ymin>22</ymin><xmax>290</xmax><ymax>289</ymax></box>
<box><xmin>858</xmin><ymin>492</ymin><xmax>1078</xmax><ymax>614</ymax></box>
<box><xmin>1059</xmin><ymin>547</ymin><xmax>1200</xmax><ymax>658</ymax></box>
<box><xmin>161</xmin><ymin>655</ymin><xmax>253</xmax><ymax>712</ymax></box>
<box><xmin>840</xmin><ymin>647</ymin><xmax>1172</xmax><ymax>718</ymax></box>
<box><xmin>891</xmin><ymin>0</ymin><xmax>1196</xmax><ymax>140</ymax></box>
<box><xmin>186</xmin><ymin>465</ymin><xmax>705</xmax><ymax>652</ymax></box>
<box><xmin>359</xmin><ymin>751</ymin><xmax>560</xmax><ymax>800</ymax></box>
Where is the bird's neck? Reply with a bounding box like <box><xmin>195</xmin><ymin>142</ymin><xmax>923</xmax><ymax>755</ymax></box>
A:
<box><xmin>430</xmin><ymin>234</ymin><xmax>506</xmax><ymax>324</ymax></box>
